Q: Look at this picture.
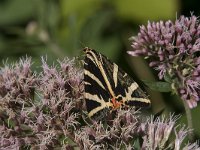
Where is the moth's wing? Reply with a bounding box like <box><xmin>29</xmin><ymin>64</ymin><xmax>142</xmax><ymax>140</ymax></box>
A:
<box><xmin>100</xmin><ymin>54</ymin><xmax>126</xmax><ymax>98</ymax></box>
<box><xmin>101</xmin><ymin>53</ymin><xmax>151</xmax><ymax>108</ymax></box>
<box><xmin>117</xmin><ymin>66</ymin><xmax>151</xmax><ymax>107</ymax></box>
<box><xmin>84</xmin><ymin>49</ymin><xmax>112</xmax><ymax>119</ymax></box>
<box><xmin>84</xmin><ymin>47</ymin><xmax>150</xmax><ymax>120</ymax></box>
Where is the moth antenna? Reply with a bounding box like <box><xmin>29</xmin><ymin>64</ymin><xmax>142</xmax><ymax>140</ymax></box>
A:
<box><xmin>79</xmin><ymin>41</ymin><xmax>87</xmax><ymax>48</ymax></box>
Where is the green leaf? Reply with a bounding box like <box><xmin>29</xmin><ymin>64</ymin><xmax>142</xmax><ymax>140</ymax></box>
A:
<box><xmin>164</xmin><ymin>72</ymin><xmax>172</xmax><ymax>83</ymax></box>
<box><xmin>143</xmin><ymin>80</ymin><xmax>172</xmax><ymax>92</ymax></box>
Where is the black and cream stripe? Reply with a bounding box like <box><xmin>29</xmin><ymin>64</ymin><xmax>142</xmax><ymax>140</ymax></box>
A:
<box><xmin>83</xmin><ymin>47</ymin><xmax>150</xmax><ymax>119</ymax></box>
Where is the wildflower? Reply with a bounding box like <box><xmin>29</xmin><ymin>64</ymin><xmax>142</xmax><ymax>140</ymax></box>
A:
<box><xmin>0</xmin><ymin>57</ymin><xmax>83</xmax><ymax>149</ymax></box>
<box><xmin>75</xmin><ymin>110</ymin><xmax>199</xmax><ymax>150</ymax></box>
<box><xmin>0</xmin><ymin>57</ymin><xmax>36</xmax><ymax>100</ymax></box>
<box><xmin>128</xmin><ymin>15</ymin><xmax>200</xmax><ymax>108</ymax></box>
<box><xmin>141</xmin><ymin>114</ymin><xmax>200</xmax><ymax>150</ymax></box>
<box><xmin>0</xmin><ymin>57</ymin><xmax>199</xmax><ymax>149</ymax></box>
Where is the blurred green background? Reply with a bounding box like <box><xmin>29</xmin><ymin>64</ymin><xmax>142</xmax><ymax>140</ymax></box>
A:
<box><xmin>0</xmin><ymin>0</ymin><xmax>199</xmax><ymax>140</ymax></box>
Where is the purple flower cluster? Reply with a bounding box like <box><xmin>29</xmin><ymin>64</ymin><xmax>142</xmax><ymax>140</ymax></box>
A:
<box><xmin>128</xmin><ymin>15</ymin><xmax>200</xmax><ymax>108</ymax></box>
<box><xmin>141</xmin><ymin>114</ymin><xmax>199</xmax><ymax>150</ymax></box>
<box><xmin>0</xmin><ymin>57</ymin><xmax>83</xmax><ymax>149</ymax></box>
<box><xmin>0</xmin><ymin>57</ymin><xmax>36</xmax><ymax>101</ymax></box>
<box><xmin>75</xmin><ymin>110</ymin><xmax>199</xmax><ymax>150</ymax></box>
<box><xmin>0</xmin><ymin>57</ymin><xmax>199</xmax><ymax>149</ymax></box>
<box><xmin>75</xmin><ymin>109</ymin><xmax>139</xmax><ymax>149</ymax></box>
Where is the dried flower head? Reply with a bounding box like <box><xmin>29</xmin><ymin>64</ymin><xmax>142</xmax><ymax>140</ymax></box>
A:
<box><xmin>128</xmin><ymin>15</ymin><xmax>200</xmax><ymax>108</ymax></box>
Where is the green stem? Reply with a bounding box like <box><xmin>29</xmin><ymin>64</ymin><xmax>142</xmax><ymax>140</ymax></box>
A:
<box><xmin>182</xmin><ymin>100</ymin><xmax>194</xmax><ymax>141</ymax></box>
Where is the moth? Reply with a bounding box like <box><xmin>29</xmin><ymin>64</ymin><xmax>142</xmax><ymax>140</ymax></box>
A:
<box><xmin>83</xmin><ymin>47</ymin><xmax>150</xmax><ymax>120</ymax></box>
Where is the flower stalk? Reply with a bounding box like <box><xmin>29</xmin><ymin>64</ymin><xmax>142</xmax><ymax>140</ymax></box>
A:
<box><xmin>182</xmin><ymin>98</ymin><xmax>194</xmax><ymax>141</ymax></box>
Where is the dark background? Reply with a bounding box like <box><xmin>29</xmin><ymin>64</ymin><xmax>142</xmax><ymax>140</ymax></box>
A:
<box><xmin>0</xmin><ymin>0</ymin><xmax>199</xmax><ymax>140</ymax></box>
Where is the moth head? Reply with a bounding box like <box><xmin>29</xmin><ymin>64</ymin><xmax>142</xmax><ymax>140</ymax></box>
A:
<box><xmin>83</xmin><ymin>47</ymin><xmax>92</xmax><ymax>53</ymax></box>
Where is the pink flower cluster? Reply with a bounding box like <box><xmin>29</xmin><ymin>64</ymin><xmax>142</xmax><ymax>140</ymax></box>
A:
<box><xmin>128</xmin><ymin>15</ymin><xmax>200</xmax><ymax>108</ymax></box>
<box><xmin>0</xmin><ymin>57</ymin><xmax>199</xmax><ymax>149</ymax></box>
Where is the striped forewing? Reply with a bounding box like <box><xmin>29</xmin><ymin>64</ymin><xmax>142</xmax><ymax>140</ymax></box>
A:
<box><xmin>83</xmin><ymin>47</ymin><xmax>150</xmax><ymax>119</ymax></box>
